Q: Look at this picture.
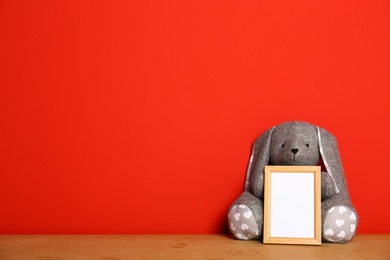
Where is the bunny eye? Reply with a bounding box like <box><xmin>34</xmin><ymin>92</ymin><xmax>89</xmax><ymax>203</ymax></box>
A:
<box><xmin>281</xmin><ymin>144</ymin><xmax>285</xmax><ymax>148</ymax></box>
<box><xmin>306</xmin><ymin>144</ymin><xmax>310</xmax><ymax>148</ymax></box>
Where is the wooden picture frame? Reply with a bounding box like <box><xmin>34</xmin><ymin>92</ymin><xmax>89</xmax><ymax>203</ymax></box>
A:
<box><xmin>263</xmin><ymin>166</ymin><xmax>321</xmax><ymax>245</ymax></box>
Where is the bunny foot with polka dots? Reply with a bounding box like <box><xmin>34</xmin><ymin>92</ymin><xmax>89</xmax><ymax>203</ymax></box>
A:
<box><xmin>323</xmin><ymin>206</ymin><xmax>357</xmax><ymax>243</ymax></box>
<box><xmin>228</xmin><ymin>205</ymin><xmax>260</xmax><ymax>240</ymax></box>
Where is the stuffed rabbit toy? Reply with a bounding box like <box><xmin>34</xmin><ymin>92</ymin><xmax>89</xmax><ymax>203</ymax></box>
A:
<box><xmin>228</xmin><ymin>121</ymin><xmax>358</xmax><ymax>243</ymax></box>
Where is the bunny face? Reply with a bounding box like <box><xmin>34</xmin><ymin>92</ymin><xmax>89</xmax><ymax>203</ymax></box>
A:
<box><xmin>269</xmin><ymin>121</ymin><xmax>320</xmax><ymax>166</ymax></box>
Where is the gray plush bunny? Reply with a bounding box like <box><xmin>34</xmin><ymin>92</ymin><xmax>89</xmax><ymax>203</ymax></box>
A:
<box><xmin>228</xmin><ymin>121</ymin><xmax>358</xmax><ymax>243</ymax></box>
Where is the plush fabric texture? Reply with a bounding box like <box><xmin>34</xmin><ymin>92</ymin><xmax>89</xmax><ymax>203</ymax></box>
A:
<box><xmin>228</xmin><ymin>121</ymin><xmax>359</xmax><ymax>243</ymax></box>
<box><xmin>323</xmin><ymin>206</ymin><xmax>357</xmax><ymax>243</ymax></box>
<box><xmin>229</xmin><ymin>204</ymin><xmax>259</xmax><ymax>240</ymax></box>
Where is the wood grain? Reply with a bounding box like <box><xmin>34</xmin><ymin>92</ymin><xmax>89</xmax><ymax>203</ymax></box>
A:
<box><xmin>0</xmin><ymin>234</ymin><xmax>389</xmax><ymax>259</ymax></box>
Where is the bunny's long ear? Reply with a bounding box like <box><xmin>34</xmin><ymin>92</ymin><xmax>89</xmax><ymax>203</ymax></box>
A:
<box><xmin>317</xmin><ymin>126</ymin><xmax>343</xmax><ymax>194</ymax></box>
<box><xmin>244</xmin><ymin>126</ymin><xmax>275</xmax><ymax>191</ymax></box>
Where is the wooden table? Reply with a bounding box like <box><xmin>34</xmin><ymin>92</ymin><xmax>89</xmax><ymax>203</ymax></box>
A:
<box><xmin>0</xmin><ymin>234</ymin><xmax>389</xmax><ymax>259</ymax></box>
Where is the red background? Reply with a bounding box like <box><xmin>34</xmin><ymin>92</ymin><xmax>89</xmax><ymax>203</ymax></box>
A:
<box><xmin>1</xmin><ymin>0</ymin><xmax>389</xmax><ymax>234</ymax></box>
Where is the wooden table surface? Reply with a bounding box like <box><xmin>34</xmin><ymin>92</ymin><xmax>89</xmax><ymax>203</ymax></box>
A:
<box><xmin>0</xmin><ymin>234</ymin><xmax>389</xmax><ymax>260</ymax></box>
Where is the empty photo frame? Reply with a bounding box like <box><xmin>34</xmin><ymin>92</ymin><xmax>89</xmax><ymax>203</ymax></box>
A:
<box><xmin>263</xmin><ymin>166</ymin><xmax>321</xmax><ymax>245</ymax></box>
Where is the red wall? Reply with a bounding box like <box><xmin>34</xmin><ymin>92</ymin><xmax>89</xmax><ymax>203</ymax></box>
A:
<box><xmin>1</xmin><ymin>0</ymin><xmax>389</xmax><ymax>234</ymax></box>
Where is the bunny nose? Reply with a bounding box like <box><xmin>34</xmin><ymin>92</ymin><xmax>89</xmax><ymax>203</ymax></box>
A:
<box><xmin>291</xmin><ymin>148</ymin><xmax>299</xmax><ymax>154</ymax></box>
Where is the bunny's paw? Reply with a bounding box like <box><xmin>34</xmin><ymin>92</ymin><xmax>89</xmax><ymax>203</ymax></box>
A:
<box><xmin>228</xmin><ymin>205</ymin><xmax>260</xmax><ymax>240</ymax></box>
<box><xmin>323</xmin><ymin>206</ymin><xmax>357</xmax><ymax>243</ymax></box>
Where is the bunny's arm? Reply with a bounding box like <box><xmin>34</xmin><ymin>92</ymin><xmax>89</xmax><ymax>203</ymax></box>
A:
<box><xmin>321</xmin><ymin>171</ymin><xmax>337</xmax><ymax>200</ymax></box>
